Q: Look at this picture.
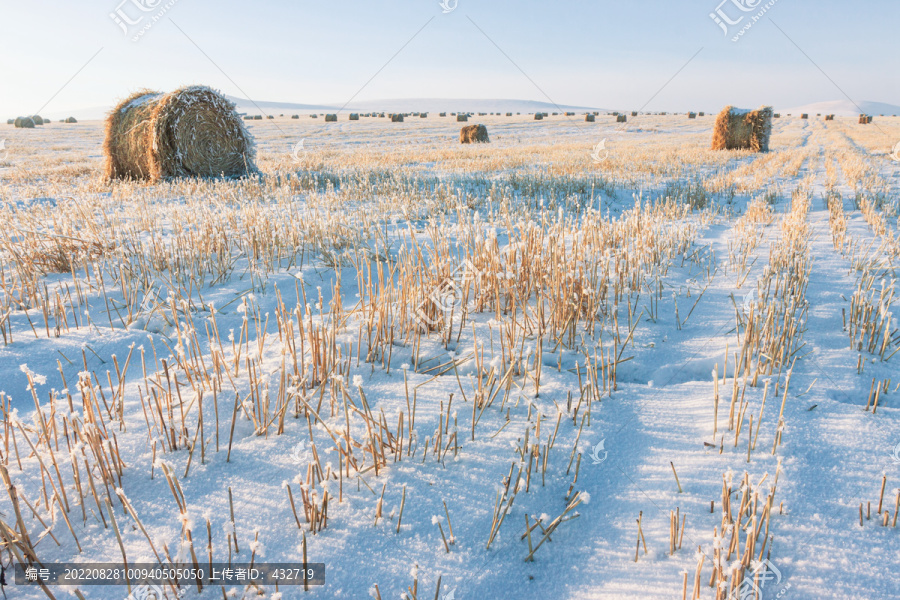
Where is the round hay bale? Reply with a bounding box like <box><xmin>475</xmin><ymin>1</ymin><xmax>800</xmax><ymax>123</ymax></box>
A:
<box><xmin>266</xmin><ymin>115</ymin><xmax>274</xmax><ymax>120</ymax></box>
<box><xmin>65</xmin><ymin>117</ymin><xmax>78</xmax><ymax>123</ymax></box>
<box><xmin>291</xmin><ymin>114</ymin><xmax>300</xmax><ymax>119</ymax></box>
<box><xmin>711</xmin><ymin>105</ymin><xmax>772</xmax><ymax>152</ymax></box>
<box><xmin>32</xmin><ymin>115</ymin><xmax>44</xmax><ymax>125</ymax></box>
<box><xmin>391</xmin><ymin>114</ymin><xmax>404</xmax><ymax>123</ymax></box>
<box><xmin>7</xmin><ymin>119</ymin><xmax>15</xmax><ymax>125</ymax></box>
<box><xmin>585</xmin><ymin>114</ymin><xmax>595</xmax><ymax>122</ymax></box>
<box><xmin>457</xmin><ymin>114</ymin><xmax>468</xmax><ymax>122</ymax></box>
<box><xmin>800</xmin><ymin>113</ymin><xmax>808</xmax><ymax>119</ymax></box>
<box><xmin>103</xmin><ymin>86</ymin><xmax>257</xmax><ymax>181</ymax></box>
<box><xmin>825</xmin><ymin>114</ymin><xmax>834</xmax><ymax>121</ymax></box>
<box><xmin>254</xmin><ymin>115</ymin><xmax>263</xmax><ymax>120</ymax></box>
<box><xmin>420</xmin><ymin>113</ymin><xmax>428</xmax><ymax>118</ymax></box>
<box><xmin>325</xmin><ymin>114</ymin><xmax>337</xmax><ymax>122</ymax></box>
<box><xmin>534</xmin><ymin>113</ymin><xmax>543</xmax><ymax>120</ymax></box>
<box><xmin>460</xmin><ymin>124</ymin><xmax>490</xmax><ymax>144</ymax></box>
<box><xmin>688</xmin><ymin>112</ymin><xmax>697</xmax><ymax>119</ymax></box>
<box><xmin>349</xmin><ymin>113</ymin><xmax>360</xmax><ymax>121</ymax></box>
<box><xmin>15</xmin><ymin>117</ymin><xmax>35</xmax><ymax>128</ymax></box>
<box><xmin>616</xmin><ymin>114</ymin><xmax>627</xmax><ymax>123</ymax></box>
<box><xmin>698</xmin><ymin>112</ymin><xmax>705</xmax><ymax>117</ymax></box>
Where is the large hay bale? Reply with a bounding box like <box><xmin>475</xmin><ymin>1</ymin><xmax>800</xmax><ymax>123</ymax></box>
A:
<box><xmin>616</xmin><ymin>114</ymin><xmax>627</xmax><ymax>123</ymax></box>
<box><xmin>349</xmin><ymin>113</ymin><xmax>359</xmax><ymax>121</ymax></box>
<box><xmin>103</xmin><ymin>86</ymin><xmax>257</xmax><ymax>181</ymax></box>
<box><xmin>711</xmin><ymin>105</ymin><xmax>773</xmax><ymax>152</ymax></box>
<box><xmin>32</xmin><ymin>115</ymin><xmax>44</xmax><ymax>125</ymax></box>
<box><xmin>391</xmin><ymin>114</ymin><xmax>404</xmax><ymax>122</ymax></box>
<box><xmin>65</xmin><ymin>117</ymin><xmax>78</xmax><ymax>123</ymax></box>
<box><xmin>457</xmin><ymin>114</ymin><xmax>468</xmax><ymax>122</ymax></box>
<box><xmin>585</xmin><ymin>114</ymin><xmax>595</xmax><ymax>122</ymax></box>
<box><xmin>534</xmin><ymin>113</ymin><xmax>543</xmax><ymax>120</ymax></box>
<box><xmin>325</xmin><ymin>114</ymin><xmax>337</xmax><ymax>122</ymax></box>
<box><xmin>291</xmin><ymin>115</ymin><xmax>300</xmax><ymax>119</ymax></box>
<box><xmin>460</xmin><ymin>124</ymin><xmax>490</xmax><ymax>144</ymax></box>
<box><xmin>420</xmin><ymin>113</ymin><xmax>428</xmax><ymax>118</ymax></box>
<box><xmin>15</xmin><ymin>117</ymin><xmax>35</xmax><ymax>128</ymax></box>
<box><xmin>631</xmin><ymin>111</ymin><xmax>638</xmax><ymax>117</ymax></box>
<box><xmin>688</xmin><ymin>112</ymin><xmax>697</xmax><ymax>119</ymax></box>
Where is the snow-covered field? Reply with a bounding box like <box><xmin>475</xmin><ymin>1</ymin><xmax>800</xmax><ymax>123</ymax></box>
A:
<box><xmin>1</xmin><ymin>113</ymin><xmax>899</xmax><ymax>599</ymax></box>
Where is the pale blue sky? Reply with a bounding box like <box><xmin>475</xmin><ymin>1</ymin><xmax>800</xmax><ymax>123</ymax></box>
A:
<box><xmin>0</xmin><ymin>0</ymin><xmax>897</xmax><ymax>117</ymax></box>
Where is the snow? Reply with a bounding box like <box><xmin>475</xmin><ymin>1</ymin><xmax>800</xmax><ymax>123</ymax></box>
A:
<box><xmin>1</xmin><ymin>115</ymin><xmax>899</xmax><ymax>599</ymax></box>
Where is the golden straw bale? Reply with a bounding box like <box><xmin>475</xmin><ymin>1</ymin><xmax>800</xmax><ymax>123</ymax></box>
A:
<box><xmin>711</xmin><ymin>105</ymin><xmax>773</xmax><ymax>153</ymax></box>
<box><xmin>103</xmin><ymin>86</ymin><xmax>257</xmax><ymax>181</ymax></box>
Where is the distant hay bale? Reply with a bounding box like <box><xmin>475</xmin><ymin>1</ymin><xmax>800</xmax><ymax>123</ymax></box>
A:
<box><xmin>254</xmin><ymin>115</ymin><xmax>263</xmax><ymax>120</ymax></box>
<box><xmin>534</xmin><ymin>113</ymin><xmax>543</xmax><ymax>120</ymax></box>
<box><xmin>616</xmin><ymin>114</ymin><xmax>627</xmax><ymax>123</ymax></box>
<box><xmin>65</xmin><ymin>117</ymin><xmax>78</xmax><ymax>123</ymax></box>
<box><xmin>711</xmin><ymin>105</ymin><xmax>773</xmax><ymax>152</ymax></box>
<box><xmin>440</xmin><ymin>112</ymin><xmax>447</xmax><ymax>117</ymax></box>
<box><xmin>103</xmin><ymin>86</ymin><xmax>257</xmax><ymax>181</ymax></box>
<box><xmin>825</xmin><ymin>114</ymin><xmax>834</xmax><ymax>121</ymax></box>
<box><xmin>6</xmin><ymin>119</ymin><xmax>13</xmax><ymax>125</ymax></box>
<box><xmin>243</xmin><ymin>115</ymin><xmax>254</xmax><ymax>121</ymax></box>
<box><xmin>773</xmin><ymin>113</ymin><xmax>781</xmax><ymax>118</ymax></box>
<box><xmin>420</xmin><ymin>113</ymin><xmax>428</xmax><ymax>118</ymax></box>
<box><xmin>457</xmin><ymin>114</ymin><xmax>468</xmax><ymax>122</ymax></box>
<box><xmin>14</xmin><ymin>117</ymin><xmax>35</xmax><ymax>128</ymax></box>
<box><xmin>32</xmin><ymin>115</ymin><xmax>44</xmax><ymax>125</ymax></box>
<box><xmin>800</xmin><ymin>114</ymin><xmax>808</xmax><ymax>119</ymax></box>
<box><xmin>506</xmin><ymin>112</ymin><xmax>513</xmax><ymax>117</ymax></box>
<box><xmin>688</xmin><ymin>112</ymin><xmax>697</xmax><ymax>119</ymax></box>
<box><xmin>391</xmin><ymin>114</ymin><xmax>404</xmax><ymax>122</ymax></box>
<box><xmin>698</xmin><ymin>112</ymin><xmax>705</xmax><ymax>117</ymax></box>
<box><xmin>459</xmin><ymin>124</ymin><xmax>490</xmax><ymax>144</ymax></box>
<box><xmin>266</xmin><ymin>115</ymin><xmax>274</xmax><ymax>120</ymax></box>
<box><xmin>349</xmin><ymin>114</ymin><xmax>360</xmax><ymax>121</ymax></box>
<box><xmin>631</xmin><ymin>111</ymin><xmax>638</xmax><ymax>117</ymax></box>
<box><xmin>325</xmin><ymin>114</ymin><xmax>337</xmax><ymax>122</ymax></box>
<box><xmin>291</xmin><ymin>114</ymin><xmax>300</xmax><ymax>119</ymax></box>
<box><xmin>585</xmin><ymin>114</ymin><xmax>595</xmax><ymax>122</ymax></box>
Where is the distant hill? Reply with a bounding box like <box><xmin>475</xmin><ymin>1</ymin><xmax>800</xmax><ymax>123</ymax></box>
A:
<box><xmin>226</xmin><ymin>97</ymin><xmax>605</xmax><ymax>115</ymax></box>
<box><xmin>779</xmin><ymin>100</ymin><xmax>900</xmax><ymax>117</ymax></box>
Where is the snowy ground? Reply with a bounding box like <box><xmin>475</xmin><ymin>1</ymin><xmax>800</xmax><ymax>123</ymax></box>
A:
<box><xmin>1</xmin><ymin>114</ymin><xmax>899</xmax><ymax>599</ymax></box>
